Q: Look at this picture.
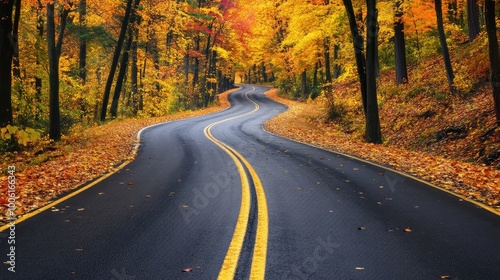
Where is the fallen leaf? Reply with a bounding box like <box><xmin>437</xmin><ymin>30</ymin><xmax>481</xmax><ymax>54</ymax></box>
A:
<box><xmin>128</xmin><ymin>182</ymin><xmax>135</xmax><ymax>185</ymax></box>
<box><xmin>403</xmin><ymin>227</ymin><xmax>412</xmax><ymax>232</ymax></box>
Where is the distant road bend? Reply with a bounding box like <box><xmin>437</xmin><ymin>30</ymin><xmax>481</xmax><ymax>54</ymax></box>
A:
<box><xmin>1</xmin><ymin>85</ymin><xmax>500</xmax><ymax>279</ymax></box>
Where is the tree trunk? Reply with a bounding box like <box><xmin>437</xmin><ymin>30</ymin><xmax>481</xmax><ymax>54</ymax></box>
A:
<box><xmin>313</xmin><ymin>61</ymin><xmax>319</xmax><ymax>88</ymax></box>
<box><xmin>209</xmin><ymin>50</ymin><xmax>217</xmax><ymax>102</ymax></box>
<box><xmin>467</xmin><ymin>0</ymin><xmax>480</xmax><ymax>42</ymax></box>
<box><xmin>394</xmin><ymin>0</ymin><xmax>408</xmax><ymax>84</ymax></box>
<box><xmin>100</xmin><ymin>0</ymin><xmax>136</xmax><ymax>122</ymax></box>
<box><xmin>261</xmin><ymin>62</ymin><xmax>267</xmax><ymax>83</ymax></box>
<box><xmin>192</xmin><ymin>35</ymin><xmax>200</xmax><ymax>90</ymax></box>
<box><xmin>365</xmin><ymin>0</ymin><xmax>382</xmax><ymax>143</ymax></box>
<box><xmin>333</xmin><ymin>44</ymin><xmax>341</xmax><ymax>79</ymax></box>
<box><xmin>485</xmin><ymin>0</ymin><xmax>500</xmax><ymax>125</ymax></box>
<box><xmin>110</xmin><ymin>33</ymin><xmax>133</xmax><ymax>118</ymax></box>
<box><xmin>435</xmin><ymin>0</ymin><xmax>457</xmax><ymax>94</ymax></box>
<box><xmin>130</xmin><ymin>24</ymin><xmax>138</xmax><ymax>113</ymax></box>
<box><xmin>47</xmin><ymin>2</ymin><xmax>61</xmax><ymax>140</ymax></box>
<box><xmin>301</xmin><ymin>69</ymin><xmax>307</xmax><ymax>98</ymax></box>
<box><xmin>342</xmin><ymin>0</ymin><xmax>367</xmax><ymax>114</ymax></box>
<box><xmin>0</xmin><ymin>0</ymin><xmax>14</xmax><ymax>127</ymax></box>
<box><xmin>324</xmin><ymin>37</ymin><xmax>332</xmax><ymax>84</ymax></box>
<box><xmin>35</xmin><ymin>0</ymin><xmax>43</xmax><ymax>101</ymax></box>
<box><xmin>12</xmin><ymin>0</ymin><xmax>20</xmax><ymax>81</ymax></box>
<box><xmin>79</xmin><ymin>0</ymin><xmax>87</xmax><ymax>83</ymax></box>
<box><xmin>184</xmin><ymin>45</ymin><xmax>189</xmax><ymax>89</ymax></box>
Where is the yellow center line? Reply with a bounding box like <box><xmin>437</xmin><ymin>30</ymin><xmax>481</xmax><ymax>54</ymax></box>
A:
<box><xmin>203</xmin><ymin>87</ymin><xmax>269</xmax><ymax>280</ymax></box>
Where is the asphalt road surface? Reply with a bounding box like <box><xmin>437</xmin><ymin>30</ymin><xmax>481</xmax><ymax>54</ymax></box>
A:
<box><xmin>1</xmin><ymin>85</ymin><xmax>500</xmax><ymax>280</ymax></box>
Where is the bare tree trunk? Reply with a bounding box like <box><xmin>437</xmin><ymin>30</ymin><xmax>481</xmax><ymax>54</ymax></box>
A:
<box><xmin>47</xmin><ymin>2</ymin><xmax>61</xmax><ymax>140</ymax></box>
<box><xmin>192</xmin><ymin>35</ymin><xmax>200</xmax><ymax>90</ymax></box>
<box><xmin>0</xmin><ymin>0</ymin><xmax>14</xmax><ymax>127</ymax></box>
<box><xmin>435</xmin><ymin>0</ymin><xmax>458</xmax><ymax>94</ymax></box>
<box><xmin>394</xmin><ymin>0</ymin><xmax>408</xmax><ymax>84</ymax></box>
<box><xmin>301</xmin><ymin>69</ymin><xmax>307</xmax><ymax>98</ymax></box>
<box><xmin>12</xmin><ymin>0</ymin><xmax>21</xmax><ymax>82</ymax></box>
<box><xmin>365</xmin><ymin>0</ymin><xmax>382</xmax><ymax>143</ymax></box>
<box><xmin>342</xmin><ymin>0</ymin><xmax>367</xmax><ymax>114</ymax></box>
<box><xmin>79</xmin><ymin>0</ymin><xmax>87</xmax><ymax>83</ymax></box>
<box><xmin>110</xmin><ymin>33</ymin><xmax>133</xmax><ymax>118</ymax></box>
<box><xmin>324</xmin><ymin>37</ymin><xmax>332</xmax><ymax>84</ymax></box>
<box><xmin>467</xmin><ymin>0</ymin><xmax>480</xmax><ymax>42</ymax></box>
<box><xmin>261</xmin><ymin>62</ymin><xmax>267</xmax><ymax>83</ymax></box>
<box><xmin>485</xmin><ymin>0</ymin><xmax>500</xmax><ymax>125</ymax></box>
<box><xmin>333</xmin><ymin>44</ymin><xmax>341</xmax><ymax>79</ymax></box>
<box><xmin>100</xmin><ymin>0</ymin><xmax>136</xmax><ymax>122</ymax></box>
<box><xmin>130</xmin><ymin>24</ymin><xmax>138</xmax><ymax>113</ymax></box>
<box><xmin>35</xmin><ymin>0</ymin><xmax>43</xmax><ymax>101</ymax></box>
<box><xmin>184</xmin><ymin>45</ymin><xmax>189</xmax><ymax>90</ymax></box>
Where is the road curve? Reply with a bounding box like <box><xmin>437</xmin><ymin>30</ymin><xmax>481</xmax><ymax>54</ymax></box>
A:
<box><xmin>1</xmin><ymin>85</ymin><xmax>500</xmax><ymax>280</ymax></box>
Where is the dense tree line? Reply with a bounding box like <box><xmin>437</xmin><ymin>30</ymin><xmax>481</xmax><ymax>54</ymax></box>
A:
<box><xmin>0</xmin><ymin>0</ymin><xmax>499</xmax><ymax>145</ymax></box>
<box><xmin>0</xmin><ymin>0</ymin><xmax>246</xmax><ymax>141</ymax></box>
<box><xmin>246</xmin><ymin>0</ymin><xmax>500</xmax><ymax>143</ymax></box>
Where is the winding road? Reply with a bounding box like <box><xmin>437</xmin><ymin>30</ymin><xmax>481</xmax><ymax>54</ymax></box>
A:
<box><xmin>1</xmin><ymin>85</ymin><xmax>500</xmax><ymax>279</ymax></box>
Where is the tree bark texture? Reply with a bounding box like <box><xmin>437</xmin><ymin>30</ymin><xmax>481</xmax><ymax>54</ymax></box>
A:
<box><xmin>365</xmin><ymin>0</ymin><xmax>382</xmax><ymax>143</ymax></box>
<box><xmin>47</xmin><ymin>3</ymin><xmax>61</xmax><ymax>140</ymax></box>
<box><xmin>342</xmin><ymin>0</ymin><xmax>367</xmax><ymax>114</ymax></box>
<box><xmin>435</xmin><ymin>0</ymin><xmax>457</xmax><ymax>94</ymax></box>
<box><xmin>467</xmin><ymin>0</ymin><xmax>480</xmax><ymax>42</ymax></box>
<box><xmin>100</xmin><ymin>0</ymin><xmax>136</xmax><ymax>122</ymax></box>
<box><xmin>394</xmin><ymin>0</ymin><xmax>408</xmax><ymax>84</ymax></box>
<box><xmin>485</xmin><ymin>0</ymin><xmax>500</xmax><ymax>125</ymax></box>
<box><xmin>0</xmin><ymin>0</ymin><xmax>14</xmax><ymax>127</ymax></box>
<box><xmin>79</xmin><ymin>0</ymin><xmax>87</xmax><ymax>83</ymax></box>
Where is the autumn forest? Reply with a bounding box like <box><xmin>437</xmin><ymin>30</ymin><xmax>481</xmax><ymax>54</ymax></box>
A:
<box><xmin>1</xmin><ymin>0</ymin><xmax>500</xmax><ymax>161</ymax></box>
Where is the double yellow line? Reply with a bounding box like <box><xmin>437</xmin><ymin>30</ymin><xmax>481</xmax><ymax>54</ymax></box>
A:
<box><xmin>203</xmin><ymin>87</ymin><xmax>269</xmax><ymax>280</ymax></box>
